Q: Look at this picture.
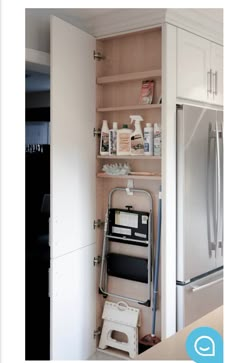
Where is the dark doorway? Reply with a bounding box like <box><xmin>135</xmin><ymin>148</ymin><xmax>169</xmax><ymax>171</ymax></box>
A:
<box><xmin>25</xmin><ymin>70</ymin><xmax>50</xmax><ymax>360</ymax></box>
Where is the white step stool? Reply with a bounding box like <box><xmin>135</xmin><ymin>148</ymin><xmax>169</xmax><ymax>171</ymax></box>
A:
<box><xmin>99</xmin><ymin>301</ymin><xmax>141</xmax><ymax>359</ymax></box>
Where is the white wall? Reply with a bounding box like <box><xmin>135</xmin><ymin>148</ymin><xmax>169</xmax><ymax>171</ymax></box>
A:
<box><xmin>26</xmin><ymin>11</ymin><xmax>50</xmax><ymax>52</ymax></box>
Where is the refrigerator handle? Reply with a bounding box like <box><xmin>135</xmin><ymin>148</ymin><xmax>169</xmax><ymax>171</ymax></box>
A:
<box><xmin>207</xmin><ymin>123</ymin><xmax>214</xmax><ymax>257</ymax></box>
<box><xmin>191</xmin><ymin>277</ymin><xmax>223</xmax><ymax>292</ymax></box>
<box><xmin>215</xmin><ymin>121</ymin><xmax>221</xmax><ymax>255</ymax></box>
<box><xmin>220</xmin><ymin>123</ymin><xmax>224</xmax><ymax>256</ymax></box>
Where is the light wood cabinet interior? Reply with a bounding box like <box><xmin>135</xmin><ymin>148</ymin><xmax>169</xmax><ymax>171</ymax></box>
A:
<box><xmin>95</xmin><ymin>27</ymin><xmax>162</xmax><ymax>342</ymax></box>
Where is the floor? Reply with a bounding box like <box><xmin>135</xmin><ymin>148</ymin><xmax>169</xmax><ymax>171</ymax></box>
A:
<box><xmin>88</xmin><ymin>348</ymin><xmax>128</xmax><ymax>360</ymax></box>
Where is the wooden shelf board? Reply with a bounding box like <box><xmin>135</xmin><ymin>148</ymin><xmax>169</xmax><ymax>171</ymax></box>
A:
<box><xmin>97</xmin><ymin>155</ymin><xmax>161</xmax><ymax>160</ymax></box>
<box><xmin>97</xmin><ymin>69</ymin><xmax>161</xmax><ymax>84</ymax></box>
<box><xmin>97</xmin><ymin>172</ymin><xmax>161</xmax><ymax>180</ymax></box>
<box><xmin>97</xmin><ymin>104</ymin><xmax>161</xmax><ymax>112</ymax></box>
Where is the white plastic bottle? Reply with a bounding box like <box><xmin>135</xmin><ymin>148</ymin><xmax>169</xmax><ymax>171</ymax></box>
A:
<box><xmin>144</xmin><ymin>123</ymin><xmax>154</xmax><ymax>155</ymax></box>
<box><xmin>100</xmin><ymin>120</ymin><xmax>109</xmax><ymax>155</ymax></box>
<box><xmin>117</xmin><ymin>124</ymin><xmax>132</xmax><ymax>156</ymax></box>
<box><xmin>129</xmin><ymin>115</ymin><xmax>144</xmax><ymax>155</ymax></box>
<box><xmin>109</xmin><ymin>122</ymin><xmax>118</xmax><ymax>155</ymax></box>
<box><xmin>154</xmin><ymin>122</ymin><xmax>162</xmax><ymax>156</ymax></box>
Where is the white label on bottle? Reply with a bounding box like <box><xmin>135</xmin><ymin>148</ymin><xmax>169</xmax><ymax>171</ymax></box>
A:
<box><xmin>109</xmin><ymin>130</ymin><xmax>117</xmax><ymax>155</ymax></box>
<box><xmin>118</xmin><ymin>133</ymin><xmax>130</xmax><ymax>153</ymax></box>
<box><xmin>101</xmin><ymin>132</ymin><xmax>109</xmax><ymax>152</ymax></box>
<box><xmin>154</xmin><ymin>134</ymin><xmax>161</xmax><ymax>156</ymax></box>
<box><xmin>112</xmin><ymin>226</ymin><xmax>132</xmax><ymax>236</ymax></box>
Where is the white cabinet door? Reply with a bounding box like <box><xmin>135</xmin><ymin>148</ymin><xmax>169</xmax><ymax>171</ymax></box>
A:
<box><xmin>50</xmin><ymin>16</ymin><xmax>96</xmax><ymax>360</ymax></box>
<box><xmin>51</xmin><ymin>16</ymin><xmax>96</xmax><ymax>259</ymax></box>
<box><xmin>211</xmin><ymin>43</ymin><xmax>223</xmax><ymax>106</ymax></box>
<box><xmin>177</xmin><ymin>28</ymin><xmax>211</xmax><ymax>103</ymax></box>
<box><xmin>50</xmin><ymin>244</ymin><xmax>96</xmax><ymax>360</ymax></box>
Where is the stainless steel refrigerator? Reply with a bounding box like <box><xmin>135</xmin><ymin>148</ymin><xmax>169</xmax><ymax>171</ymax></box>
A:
<box><xmin>176</xmin><ymin>104</ymin><xmax>223</xmax><ymax>331</ymax></box>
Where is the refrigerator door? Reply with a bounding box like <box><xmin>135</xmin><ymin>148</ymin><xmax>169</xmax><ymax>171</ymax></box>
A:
<box><xmin>177</xmin><ymin>105</ymin><xmax>217</xmax><ymax>282</ymax></box>
<box><xmin>177</xmin><ymin>269</ymin><xmax>223</xmax><ymax>331</ymax></box>
<box><xmin>216</xmin><ymin>111</ymin><xmax>224</xmax><ymax>268</ymax></box>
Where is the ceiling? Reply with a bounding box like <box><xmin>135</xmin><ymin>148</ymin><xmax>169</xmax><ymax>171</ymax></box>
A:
<box><xmin>26</xmin><ymin>8</ymin><xmax>223</xmax><ymax>53</ymax></box>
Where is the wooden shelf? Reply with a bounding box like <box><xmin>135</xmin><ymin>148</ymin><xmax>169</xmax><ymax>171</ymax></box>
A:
<box><xmin>97</xmin><ymin>104</ymin><xmax>161</xmax><ymax>112</ymax></box>
<box><xmin>97</xmin><ymin>172</ymin><xmax>161</xmax><ymax>181</ymax></box>
<box><xmin>97</xmin><ymin>155</ymin><xmax>161</xmax><ymax>160</ymax></box>
<box><xmin>97</xmin><ymin>69</ymin><xmax>161</xmax><ymax>85</ymax></box>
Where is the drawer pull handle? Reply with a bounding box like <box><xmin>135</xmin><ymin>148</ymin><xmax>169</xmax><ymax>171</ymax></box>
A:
<box><xmin>191</xmin><ymin>277</ymin><xmax>223</xmax><ymax>292</ymax></box>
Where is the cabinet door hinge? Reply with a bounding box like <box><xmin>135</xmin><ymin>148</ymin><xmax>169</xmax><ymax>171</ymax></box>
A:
<box><xmin>93</xmin><ymin>219</ymin><xmax>104</xmax><ymax>229</ymax></box>
<box><xmin>93</xmin><ymin>327</ymin><xmax>102</xmax><ymax>338</ymax></box>
<box><xmin>93</xmin><ymin>256</ymin><xmax>102</xmax><ymax>266</ymax></box>
<box><xmin>93</xmin><ymin>128</ymin><xmax>101</xmax><ymax>137</ymax></box>
<box><xmin>93</xmin><ymin>50</ymin><xmax>105</xmax><ymax>61</ymax></box>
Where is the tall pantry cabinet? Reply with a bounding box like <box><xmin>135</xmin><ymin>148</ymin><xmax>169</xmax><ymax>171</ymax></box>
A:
<box><xmin>50</xmin><ymin>16</ymin><xmax>163</xmax><ymax>360</ymax></box>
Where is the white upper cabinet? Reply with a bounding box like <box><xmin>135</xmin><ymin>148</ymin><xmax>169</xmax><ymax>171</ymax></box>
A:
<box><xmin>211</xmin><ymin>42</ymin><xmax>223</xmax><ymax>106</ymax></box>
<box><xmin>177</xmin><ymin>28</ymin><xmax>211</xmax><ymax>103</ymax></box>
<box><xmin>177</xmin><ymin>28</ymin><xmax>223</xmax><ymax>106</ymax></box>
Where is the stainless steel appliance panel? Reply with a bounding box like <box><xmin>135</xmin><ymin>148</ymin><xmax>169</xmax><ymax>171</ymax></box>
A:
<box><xmin>177</xmin><ymin>106</ymin><xmax>218</xmax><ymax>282</ymax></box>
<box><xmin>177</xmin><ymin>269</ymin><xmax>223</xmax><ymax>331</ymax></box>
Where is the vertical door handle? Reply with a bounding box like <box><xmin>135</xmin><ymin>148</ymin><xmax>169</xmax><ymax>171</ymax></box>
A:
<box><xmin>207</xmin><ymin>123</ymin><xmax>215</xmax><ymax>256</ymax></box>
<box><xmin>207</xmin><ymin>69</ymin><xmax>213</xmax><ymax>94</ymax></box>
<box><xmin>219</xmin><ymin>123</ymin><xmax>224</xmax><ymax>256</ymax></box>
<box><xmin>215</xmin><ymin>121</ymin><xmax>221</xmax><ymax>256</ymax></box>
<box><xmin>213</xmin><ymin>71</ymin><xmax>218</xmax><ymax>96</ymax></box>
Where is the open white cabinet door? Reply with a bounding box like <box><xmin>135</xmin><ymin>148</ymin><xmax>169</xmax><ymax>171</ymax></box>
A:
<box><xmin>50</xmin><ymin>16</ymin><xmax>96</xmax><ymax>360</ymax></box>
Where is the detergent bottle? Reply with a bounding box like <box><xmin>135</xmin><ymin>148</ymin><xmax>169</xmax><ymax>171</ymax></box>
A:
<box><xmin>117</xmin><ymin>124</ymin><xmax>132</xmax><ymax>156</ymax></box>
<box><xmin>153</xmin><ymin>122</ymin><xmax>162</xmax><ymax>156</ymax></box>
<box><xmin>144</xmin><ymin>123</ymin><xmax>154</xmax><ymax>155</ymax></box>
<box><xmin>129</xmin><ymin>115</ymin><xmax>144</xmax><ymax>155</ymax></box>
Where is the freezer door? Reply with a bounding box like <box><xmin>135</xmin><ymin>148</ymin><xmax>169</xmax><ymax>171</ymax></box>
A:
<box><xmin>177</xmin><ymin>269</ymin><xmax>223</xmax><ymax>331</ymax></box>
<box><xmin>177</xmin><ymin>106</ymin><xmax>217</xmax><ymax>282</ymax></box>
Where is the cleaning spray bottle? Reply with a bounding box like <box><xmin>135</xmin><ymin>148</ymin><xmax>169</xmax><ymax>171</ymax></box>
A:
<box><xmin>129</xmin><ymin>115</ymin><xmax>144</xmax><ymax>155</ymax></box>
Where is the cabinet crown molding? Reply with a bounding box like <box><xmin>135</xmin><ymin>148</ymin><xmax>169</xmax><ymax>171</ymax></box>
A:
<box><xmin>165</xmin><ymin>8</ymin><xmax>223</xmax><ymax>45</ymax></box>
<box><xmin>87</xmin><ymin>8</ymin><xmax>223</xmax><ymax>45</ymax></box>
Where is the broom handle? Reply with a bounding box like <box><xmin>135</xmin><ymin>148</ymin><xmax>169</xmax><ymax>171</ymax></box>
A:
<box><xmin>151</xmin><ymin>187</ymin><xmax>162</xmax><ymax>336</ymax></box>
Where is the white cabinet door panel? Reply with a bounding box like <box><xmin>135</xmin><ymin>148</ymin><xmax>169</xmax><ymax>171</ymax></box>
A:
<box><xmin>177</xmin><ymin>28</ymin><xmax>211</xmax><ymax>102</ymax></box>
<box><xmin>51</xmin><ymin>16</ymin><xmax>96</xmax><ymax>259</ymax></box>
<box><xmin>50</xmin><ymin>244</ymin><xmax>96</xmax><ymax>360</ymax></box>
<box><xmin>211</xmin><ymin>43</ymin><xmax>223</xmax><ymax>106</ymax></box>
<box><xmin>50</xmin><ymin>16</ymin><xmax>96</xmax><ymax>361</ymax></box>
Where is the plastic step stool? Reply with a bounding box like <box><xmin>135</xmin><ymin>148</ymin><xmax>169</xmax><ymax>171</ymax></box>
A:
<box><xmin>99</xmin><ymin>301</ymin><xmax>141</xmax><ymax>358</ymax></box>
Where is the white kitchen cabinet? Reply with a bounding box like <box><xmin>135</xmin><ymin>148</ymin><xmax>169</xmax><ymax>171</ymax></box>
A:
<box><xmin>211</xmin><ymin>42</ymin><xmax>223</xmax><ymax>106</ymax></box>
<box><xmin>46</xmin><ymin>14</ymin><xmax>223</xmax><ymax>360</ymax></box>
<box><xmin>177</xmin><ymin>28</ymin><xmax>223</xmax><ymax>105</ymax></box>
<box><xmin>50</xmin><ymin>16</ymin><xmax>162</xmax><ymax>360</ymax></box>
<box><xmin>50</xmin><ymin>244</ymin><xmax>96</xmax><ymax>360</ymax></box>
<box><xmin>50</xmin><ymin>16</ymin><xmax>97</xmax><ymax>359</ymax></box>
